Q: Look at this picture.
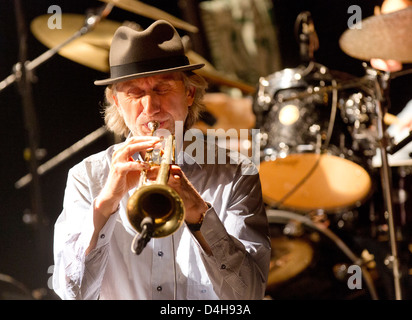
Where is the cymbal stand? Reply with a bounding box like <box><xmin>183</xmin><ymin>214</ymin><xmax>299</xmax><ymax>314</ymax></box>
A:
<box><xmin>0</xmin><ymin>3</ymin><xmax>113</xmax><ymax>293</ymax></box>
<box><xmin>0</xmin><ymin>3</ymin><xmax>113</xmax><ymax>92</ymax></box>
<box><xmin>11</xmin><ymin>0</ymin><xmax>45</xmax><ymax>250</ymax></box>
<box><xmin>366</xmin><ymin>66</ymin><xmax>403</xmax><ymax>300</ymax></box>
<box><xmin>0</xmin><ymin>2</ymin><xmax>114</xmax><ymax>186</ymax></box>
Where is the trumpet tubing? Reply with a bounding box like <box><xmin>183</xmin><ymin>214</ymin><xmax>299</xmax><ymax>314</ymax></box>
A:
<box><xmin>126</xmin><ymin>121</ymin><xmax>185</xmax><ymax>239</ymax></box>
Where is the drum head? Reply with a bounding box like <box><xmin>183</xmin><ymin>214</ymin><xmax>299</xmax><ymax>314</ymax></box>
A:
<box><xmin>259</xmin><ymin>153</ymin><xmax>372</xmax><ymax>212</ymax></box>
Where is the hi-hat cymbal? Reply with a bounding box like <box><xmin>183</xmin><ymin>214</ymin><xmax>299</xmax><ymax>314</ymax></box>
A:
<box><xmin>339</xmin><ymin>7</ymin><xmax>412</xmax><ymax>62</ymax></box>
<box><xmin>31</xmin><ymin>14</ymin><xmax>120</xmax><ymax>72</ymax></box>
<box><xmin>98</xmin><ymin>0</ymin><xmax>198</xmax><ymax>33</ymax></box>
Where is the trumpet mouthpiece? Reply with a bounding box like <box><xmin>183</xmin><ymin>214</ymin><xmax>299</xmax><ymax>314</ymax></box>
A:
<box><xmin>148</xmin><ymin>121</ymin><xmax>160</xmax><ymax>133</ymax></box>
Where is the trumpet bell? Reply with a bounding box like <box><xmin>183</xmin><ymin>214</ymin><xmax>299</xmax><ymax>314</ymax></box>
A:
<box><xmin>127</xmin><ymin>183</ymin><xmax>185</xmax><ymax>238</ymax></box>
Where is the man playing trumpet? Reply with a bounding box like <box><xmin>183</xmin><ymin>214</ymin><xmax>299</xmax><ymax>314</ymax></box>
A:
<box><xmin>52</xmin><ymin>20</ymin><xmax>270</xmax><ymax>300</ymax></box>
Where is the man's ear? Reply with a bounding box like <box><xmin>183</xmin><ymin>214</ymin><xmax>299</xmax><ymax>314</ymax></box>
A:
<box><xmin>113</xmin><ymin>94</ymin><xmax>119</xmax><ymax>107</ymax></box>
<box><xmin>113</xmin><ymin>93</ymin><xmax>123</xmax><ymax>116</ymax></box>
<box><xmin>187</xmin><ymin>86</ymin><xmax>196</xmax><ymax>105</ymax></box>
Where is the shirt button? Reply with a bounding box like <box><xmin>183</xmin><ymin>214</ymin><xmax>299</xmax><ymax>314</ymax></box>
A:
<box><xmin>158</xmin><ymin>251</ymin><xmax>163</xmax><ymax>257</ymax></box>
<box><xmin>157</xmin><ymin>286</ymin><xmax>162</xmax><ymax>292</ymax></box>
<box><xmin>100</xmin><ymin>234</ymin><xmax>105</xmax><ymax>239</ymax></box>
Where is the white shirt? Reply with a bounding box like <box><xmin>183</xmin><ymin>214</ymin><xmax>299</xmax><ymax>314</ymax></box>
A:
<box><xmin>52</xmin><ymin>139</ymin><xmax>271</xmax><ymax>300</ymax></box>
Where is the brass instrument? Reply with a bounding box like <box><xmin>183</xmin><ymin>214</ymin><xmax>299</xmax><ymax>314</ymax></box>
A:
<box><xmin>127</xmin><ymin>121</ymin><xmax>185</xmax><ymax>254</ymax></box>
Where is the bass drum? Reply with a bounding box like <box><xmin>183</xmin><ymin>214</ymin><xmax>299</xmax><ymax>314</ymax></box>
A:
<box><xmin>254</xmin><ymin>63</ymin><xmax>372</xmax><ymax>213</ymax></box>
<box><xmin>265</xmin><ymin>209</ymin><xmax>378</xmax><ymax>300</ymax></box>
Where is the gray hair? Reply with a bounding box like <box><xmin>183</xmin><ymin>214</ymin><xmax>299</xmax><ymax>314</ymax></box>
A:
<box><xmin>102</xmin><ymin>71</ymin><xmax>208</xmax><ymax>137</ymax></box>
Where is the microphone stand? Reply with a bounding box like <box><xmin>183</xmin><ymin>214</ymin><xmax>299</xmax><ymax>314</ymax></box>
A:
<box><xmin>366</xmin><ymin>66</ymin><xmax>403</xmax><ymax>300</ymax></box>
<box><xmin>12</xmin><ymin>0</ymin><xmax>45</xmax><ymax>243</ymax></box>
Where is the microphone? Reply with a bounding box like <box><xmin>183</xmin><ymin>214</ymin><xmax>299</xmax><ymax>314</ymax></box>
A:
<box><xmin>295</xmin><ymin>11</ymin><xmax>319</xmax><ymax>63</ymax></box>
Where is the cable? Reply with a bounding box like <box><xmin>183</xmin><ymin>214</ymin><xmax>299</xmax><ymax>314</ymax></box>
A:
<box><xmin>266</xmin><ymin>209</ymin><xmax>379</xmax><ymax>300</ymax></box>
<box><xmin>273</xmin><ymin>77</ymin><xmax>339</xmax><ymax>208</ymax></box>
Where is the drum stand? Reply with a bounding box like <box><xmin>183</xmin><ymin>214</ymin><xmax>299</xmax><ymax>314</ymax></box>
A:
<box><xmin>367</xmin><ymin>67</ymin><xmax>403</xmax><ymax>300</ymax></box>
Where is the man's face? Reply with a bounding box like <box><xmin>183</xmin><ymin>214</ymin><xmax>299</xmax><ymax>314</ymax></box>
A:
<box><xmin>113</xmin><ymin>72</ymin><xmax>195</xmax><ymax>136</ymax></box>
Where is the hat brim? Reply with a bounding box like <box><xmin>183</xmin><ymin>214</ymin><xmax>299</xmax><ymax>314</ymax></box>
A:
<box><xmin>94</xmin><ymin>63</ymin><xmax>205</xmax><ymax>86</ymax></box>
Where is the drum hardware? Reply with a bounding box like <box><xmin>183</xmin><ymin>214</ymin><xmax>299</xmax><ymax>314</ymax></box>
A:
<box><xmin>275</xmin><ymin>76</ymin><xmax>372</xmax><ymax>104</ymax></box>
<box><xmin>254</xmin><ymin>62</ymin><xmax>373</xmax><ymax>213</ymax></box>
<box><xmin>14</xmin><ymin>126</ymin><xmax>109</xmax><ymax>189</ymax></box>
<box><xmin>396</xmin><ymin>166</ymin><xmax>411</xmax><ymax>229</ymax></box>
<box><xmin>387</xmin><ymin>131</ymin><xmax>412</xmax><ymax>156</ymax></box>
<box><xmin>333</xmin><ymin>249</ymin><xmax>377</xmax><ymax>283</ymax></box>
<box><xmin>364</xmin><ymin>66</ymin><xmax>403</xmax><ymax>300</ymax></box>
<box><xmin>2</xmin><ymin>4</ymin><xmax>116</xmax><ymax>90</ymax></box>
<box><xmin>266</xmin><ymin>209</ymin><xmax>379</xmax><ymax>300</ymax></box>
<box><xmin>0</xmin><ymin>2</ymin><xmax>120</xmax><ymax>297</ymax></box>
<box><xmin>282</xmin><ymin>219</ymin><xmax>305</xmax><ymax>238</ymax></box>
<box><xmin>3</xmin><ymin>4</ymin><xmax>116</xmax><ymax>193</ymax></box>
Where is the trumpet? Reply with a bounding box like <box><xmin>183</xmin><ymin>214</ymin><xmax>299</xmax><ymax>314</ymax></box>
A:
<box><xmin>127</xmin><ymin>121</ymin><xmax>185</xmax><ymax>255</ymax></box>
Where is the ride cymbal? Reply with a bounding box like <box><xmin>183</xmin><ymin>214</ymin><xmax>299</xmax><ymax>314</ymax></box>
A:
<box><xmin>339</xmin><ymin>7</ymin><xmax>412</xmax><ymax>62</ymax></box>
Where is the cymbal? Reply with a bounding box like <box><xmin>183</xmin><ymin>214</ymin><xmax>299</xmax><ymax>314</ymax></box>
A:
<box><xmin>186</xmin><ymin>50</ymin><xmax>256</xmax><ymax>94</ymax></box>
<box><xmin>31</xmin><ymin>13</ymin><xmax>256</xmax><ymax>93</ymax></box>
<box><xmin>98</xmin><ymin>0</ymin><xmax>198</xmax><ymax>33</ymax></box>
<box><xmin>31</xmin><ymin>14</ymin><xmax>120</xmax><ymax>72</ymax></box>
<box><xmin>267</xmin><ymin>237</ymin><xmax>313</xmax><ymax>288</ymax></box>
<box><xmin>339</xmin><ymin>7</ymin><xmax>412</xmax><ymax>62</ymax></box>
<box><xmin>194</xmin><ymin>92</ymin><xmax>255</xmax><ymax>133</ymax></box>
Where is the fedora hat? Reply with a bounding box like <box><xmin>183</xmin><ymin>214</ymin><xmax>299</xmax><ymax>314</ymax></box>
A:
<box><xmin>94</xmin><ymin>20</ymin><xmax>204</xmax><ymax>86</ymax></box>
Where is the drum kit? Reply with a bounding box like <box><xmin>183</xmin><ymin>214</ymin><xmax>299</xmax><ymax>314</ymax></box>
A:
<box><xmin>257</xmin><ymin>8</ymin><xmax>412</xmax><ymax>300</ymax></box>
<box><xmin>2</xmin><ymin>0</ymin><xmax>412</xmax><ymax>300</ymax></box>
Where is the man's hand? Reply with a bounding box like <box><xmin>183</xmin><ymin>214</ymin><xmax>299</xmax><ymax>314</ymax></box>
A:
<box><xmin>95</xmin><ymin>136</ymin><xmax>161</xmax><ymax>218</ymax></box>
<box><xmin>86</xmin><ymin>136</ymin><xmax>161</xmax><ymax>255</ymax></box>
<box><xmin>146</xmin><ymin>164</ymin><xmax>209</xmax><ymax>225</ymax></box>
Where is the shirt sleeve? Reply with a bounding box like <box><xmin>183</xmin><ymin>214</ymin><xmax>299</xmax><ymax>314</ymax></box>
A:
<box><xmin>193</xmin><ymin>166</ymin><xmax>271</xmax><ymax>300</ymax></box>
<box><xmin>52</xmin><ymin>165</ymin><xmax>117</xmax><ymax>300</ymax></box>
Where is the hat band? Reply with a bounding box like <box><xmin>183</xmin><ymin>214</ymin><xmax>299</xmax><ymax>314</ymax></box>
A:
<box><xmin>110</xmin><ymin>56</ymin><xmax>190</xmax><ymax>78</ymax></box>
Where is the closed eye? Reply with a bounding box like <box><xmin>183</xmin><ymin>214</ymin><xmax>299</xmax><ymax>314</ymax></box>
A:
<box><xmin>126</xmin><ymin>89</ymin><xmax>145</xmax><ymax>99</ymax></box>
<box><xmin>154</xmin><ymin>84</ymin><xmax>172</xmax><ymax>95</ymax></box>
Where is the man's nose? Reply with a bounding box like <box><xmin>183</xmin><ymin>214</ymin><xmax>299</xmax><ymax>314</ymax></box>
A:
<box><xmin>141</xmin><ymin>94</ymin><xmax>160</xmax><ymax>115</ymax></box>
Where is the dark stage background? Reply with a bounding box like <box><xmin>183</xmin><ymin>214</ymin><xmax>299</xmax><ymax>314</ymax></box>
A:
<box><xmin>0</xmin><ymin>0</ymin><xmax>411</xmax><ymax>300</ymax></box>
